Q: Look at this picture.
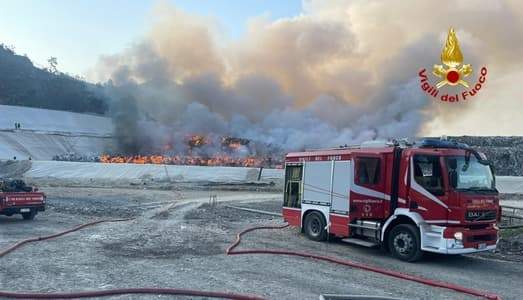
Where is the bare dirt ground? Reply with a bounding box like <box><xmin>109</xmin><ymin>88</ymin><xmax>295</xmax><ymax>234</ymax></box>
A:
<box><xmin>1</xmin><ymin>186</ymin><xmax>522</xmax><ymax>300</ymax></box>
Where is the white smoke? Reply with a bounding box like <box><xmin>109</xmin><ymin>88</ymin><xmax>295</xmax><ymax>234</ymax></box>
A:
<box><xmin>91</xmin><ymin>0</ymin><xmax>523</xmax><ymax>154</ymax></box>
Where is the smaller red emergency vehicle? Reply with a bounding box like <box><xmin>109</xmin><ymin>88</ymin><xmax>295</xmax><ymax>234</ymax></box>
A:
<box><xmin>0</xmin><ymin>181</ymin><xmax>46</xmax><ymax>220</ymax></box>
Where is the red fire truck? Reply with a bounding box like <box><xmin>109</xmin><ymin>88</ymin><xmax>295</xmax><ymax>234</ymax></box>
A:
<box><xmin>282</xmin><ymin>139</ymin><xmax>499</xmax><ymax>261</ymax></box>
<box><xmin>0</xmin><ymin>180</ymin><xmax>46</xmax><ymax>220</ymax></box>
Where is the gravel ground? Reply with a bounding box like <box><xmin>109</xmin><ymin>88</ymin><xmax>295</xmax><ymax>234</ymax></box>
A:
<box><xmin>1</xmin><ymin>187</ymin><xmax>522</xmax><ymax>300</ymax></box>
<box><xmin>228</xmin><ymin>200</ymin><xmax>283</xmax><ymax>214</ymax></box>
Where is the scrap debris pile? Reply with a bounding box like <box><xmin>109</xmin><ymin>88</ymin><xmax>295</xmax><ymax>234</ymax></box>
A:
<box><xmin>52</xmin><ymin>153</ymin><xmax>100</xmax><ymax>162</ymax></box>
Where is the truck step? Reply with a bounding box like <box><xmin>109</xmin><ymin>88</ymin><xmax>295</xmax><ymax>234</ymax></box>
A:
<box><xmin>425</xmin><ymin>232</ymin><xmax>441</xmax><ymax>238</ymax></box>
<box><xmin>341</xmin><ymin>238</ymin><xmax>379</xmax><ymax>248</ymax></box>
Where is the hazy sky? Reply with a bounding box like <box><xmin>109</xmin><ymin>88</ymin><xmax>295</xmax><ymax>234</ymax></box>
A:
<box><xmin>0</xmin><ymin>0</ymin><xmax>301</xmax><ymax>76</ymax></box>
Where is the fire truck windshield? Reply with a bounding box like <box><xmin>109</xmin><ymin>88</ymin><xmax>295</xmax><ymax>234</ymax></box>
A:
<box><xmin>446</xmin><ymin>155</ymin><xmax>495</xmax><ymax>191</ymax></box>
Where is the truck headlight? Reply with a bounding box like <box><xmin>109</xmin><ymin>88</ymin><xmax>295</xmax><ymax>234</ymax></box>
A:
<box><xmin>454</xmin><ymin>232</ymin><xmax>463</xmax><ymax>240</ymax></box>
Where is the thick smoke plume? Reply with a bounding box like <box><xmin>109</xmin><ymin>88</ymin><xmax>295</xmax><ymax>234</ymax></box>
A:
<box><xmin>92</xmin><ymin>0</ymin><xmax>523</xmax><ymax>155</ymax></box>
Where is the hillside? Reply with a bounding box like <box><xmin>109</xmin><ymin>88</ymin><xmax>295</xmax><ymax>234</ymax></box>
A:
<box><xmin>0</xmin><ymin>44</ymin><xmax>108</xmax><ymax>114</ymax></box>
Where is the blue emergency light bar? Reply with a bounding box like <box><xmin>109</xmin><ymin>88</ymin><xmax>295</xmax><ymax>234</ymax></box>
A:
<box><xmin>417</xmin><ymin>139</ymin><xmax>470</xmax><ymax>149</ymax></box>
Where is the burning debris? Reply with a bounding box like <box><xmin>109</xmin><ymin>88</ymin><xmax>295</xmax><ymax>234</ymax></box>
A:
<box><xmin>53</xmin><ymin>152</ymin><xmax>279</xmax><ymax>168</ymax></box>
<box><xmin>96</xmin><ymin>134</ymin><xmax>281</xmax><ymax>167</ymax></box>
<box><xmin>187</xmin><ymin>135</ymin><xmax>208</xmax><ymax>149</ymax></box>
<box><xmin>221</xmin><ymin>137</ymin><xmax>250</xmax><ymax>152</ymax></box>
<box><xmin>53</xmin><ymin>134</ymin><xmax>283</xmax><ymax>168</ymax></box>
<box><xmin>97</xmin><ymin>154</ymin><xmax>274</xmax><ymax>167</ymax></box>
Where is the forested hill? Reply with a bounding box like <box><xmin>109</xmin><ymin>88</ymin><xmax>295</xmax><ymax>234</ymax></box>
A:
<box><xmin>0</xmin><ymin>44</ymin><xmax>108</xmax><ymax>114</ymax></box>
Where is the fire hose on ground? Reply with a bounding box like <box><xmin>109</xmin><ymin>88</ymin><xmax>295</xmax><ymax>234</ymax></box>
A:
<box><xmin>0</xmin><ymin>218</ymin><xmax>502</xmax><ymax>300</ymax></box>
<box><xmin>0</xmin><ymin>218</ymin><xmax>263</xmax><ymax>300</ymax></box>
<box><xmin>227</xmin><ymin>224</ymin><xmax>501</xmax><ymax>300</ymax></box>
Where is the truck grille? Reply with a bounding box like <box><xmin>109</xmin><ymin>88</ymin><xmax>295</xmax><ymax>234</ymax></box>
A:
<box><xmin>465</xmin><ymin>210</ymin><xmax>497</xmax><ymax>221</ymax></box>
<box><xmin>466</xmin><ymin>234</ymin><xmax>497</xmax><ymax>243</ymax></box>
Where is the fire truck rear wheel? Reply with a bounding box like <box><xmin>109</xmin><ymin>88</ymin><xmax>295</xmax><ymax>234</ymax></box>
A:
<box><xmin>388</xmin><ymin>224</ymin><xmax>422</xmax><ymax>262</ymax></box>
<box><xmin>22</xmin><ymin>210</ymin><xmax>36</xmax><ymax>220</ymax></box>
<box><xmin>304</xmin><ymin>211</ymin><xmax>327</xmax><ymax>241</ymax></box>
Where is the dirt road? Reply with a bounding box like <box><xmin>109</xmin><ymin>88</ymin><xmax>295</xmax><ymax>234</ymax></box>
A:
<box><xmin>1</xmin><ymin>187</ymin><xmax>521</xmax><ymax>299</ymax></box>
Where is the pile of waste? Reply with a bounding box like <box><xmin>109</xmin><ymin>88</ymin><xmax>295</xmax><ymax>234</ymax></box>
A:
<box><xmin>52</xmin><ymin>153</ymin><xmax>100</xmax><ymax>162</ymax></box>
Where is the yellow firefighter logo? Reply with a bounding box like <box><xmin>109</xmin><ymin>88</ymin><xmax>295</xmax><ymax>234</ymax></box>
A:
<box><xmin>432</xmin><ymin>27</ymin><xmax>473</xmax><ymax>89</ymax></box>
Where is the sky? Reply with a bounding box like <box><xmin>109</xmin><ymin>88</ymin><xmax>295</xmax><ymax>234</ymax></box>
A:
<box><xmin>1</xmin><ymin>0</ymin><xmax>522</xmax><ymax>138</ymax></box>
<box><xmin>0</xmin><ymin>0</ymin><xmax>301</xmax><ymax>76</ymax></box>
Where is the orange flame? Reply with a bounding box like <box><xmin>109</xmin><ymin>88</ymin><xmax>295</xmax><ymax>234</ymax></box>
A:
<box><xmin>97</xmin><ymin>135</ymin><xmax>280</xmax><ymax>168</ymax></box>
<box><xmin>99</xmin><ymin>154</ymin><xmax>268</xmax><ymax>167</ymax></box>
<box><xmin>441</xmin><ymin>27</ymin><xmax>463</xmax><ymax>68</ymax></box>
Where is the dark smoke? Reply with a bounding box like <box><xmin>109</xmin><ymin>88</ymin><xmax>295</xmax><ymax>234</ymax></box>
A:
<box><xmin>110</xmin><ymin>93</ymin><xmax>147</xmax><ymax>155</ymax></box>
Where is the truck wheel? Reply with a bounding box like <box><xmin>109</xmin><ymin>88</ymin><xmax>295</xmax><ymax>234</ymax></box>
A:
<box><xmin>22</xmin><ymin>210</ymin><xmax>36</xmax><ymax>220</ymax></box>
<box><xmin>388</xmin><ymin>224</ymin><xmax>422</xmax><ymax>262</ymax></box>
<box><xmin>304</xmin><ymin>211</ymin><xmax>327</xmax><ymax>241</ymax></box>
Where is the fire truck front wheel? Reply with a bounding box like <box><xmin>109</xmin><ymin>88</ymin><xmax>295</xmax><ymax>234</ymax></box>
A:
<box><xmin>304</xmin><ymin>211</ymin><xmax>327</xmax><ymax>241</ymax></box>
<box><xmin>388</xmin><ymin>224</ymin><xmax>422</xmax><ymax>262</ymax></box>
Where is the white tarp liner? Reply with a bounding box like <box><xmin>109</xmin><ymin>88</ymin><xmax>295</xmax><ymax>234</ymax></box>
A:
<box><xmin>0</xmin><ymin>131</ymin><xmax>112</xmax><ymax>160</ymax></box>
<box><xmin>0</xmin><ymin>105</ymin><xmax>114</xmax><ymax>160</ymax></box>
<box><xmin>496</xmin><ymin>176</ymin><xmax>523</xmax><ymax>194</ymax></box>
<box><xmin>23</xmin><ymin>160</ymin><xmax>280</xmax><ymax>183</ymax></box>
<box><xmin>0</xmin><ymin>104</ymin><xmax>113</xmax><ymax>135</ymax></box>
<box><xmin>331</xmin><ymin>161</ymin><xmax>351</xmax><ymax>213</ymax></box>
<box><xmin>303</xmin><ymin>161</ymin><xmax>332</xmax><ymax>205</ymax></box>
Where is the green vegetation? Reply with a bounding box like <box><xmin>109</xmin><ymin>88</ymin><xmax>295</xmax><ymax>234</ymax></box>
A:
<box><xmin>0</xmin><ymin>44</ymin><xmax>108</xmax><ymax>114</ymax></box>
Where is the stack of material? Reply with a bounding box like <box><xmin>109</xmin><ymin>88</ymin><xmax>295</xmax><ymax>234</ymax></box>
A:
<box><xmin>0</xmin><ymin>179</ymin><xmax>33</xmax><ymax>192</ymax></box>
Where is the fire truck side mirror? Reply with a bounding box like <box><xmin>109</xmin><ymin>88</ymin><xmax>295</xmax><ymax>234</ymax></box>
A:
<box><xmin>448</xmin><ymin>158</ymin><xmax>458</xmax><ymax>188</ymax></box>
<box><xmin>448</xmin><ymin>159</ymin><xmax>457</xmax><ymax>170</ymax></box>
<box><xmin>449</xmin><ymin>170</ymin><xmax>458</xmax><ymax>188</ymax></box>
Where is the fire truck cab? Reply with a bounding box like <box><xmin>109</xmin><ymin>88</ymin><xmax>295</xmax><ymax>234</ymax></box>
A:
<box><xmin>282</xmin><ymin>139</ymin><xmax>499</xmax><ymax>261</ymax></box>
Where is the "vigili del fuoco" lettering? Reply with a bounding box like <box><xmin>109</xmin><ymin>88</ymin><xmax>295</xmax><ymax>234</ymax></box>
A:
<box><xmin>418</xmin><ymin>67</ymin><xmax>487</xmax><ymax>102</ymax></box>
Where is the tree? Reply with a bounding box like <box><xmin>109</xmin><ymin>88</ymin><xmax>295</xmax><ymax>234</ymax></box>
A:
<box><xmin>47</xmin><ymin>57</ymin><xmax>58</xmax><ymax>74</ymax></box>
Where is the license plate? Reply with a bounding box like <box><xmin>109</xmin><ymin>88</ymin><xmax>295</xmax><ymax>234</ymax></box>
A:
<box><xmin>20</xmin><ymin>208</ymin><xmax>30</xmax><ymax>213</ymax></box>
<box><xmin>477</xmin><ymin>243</ymin><xmax>486</xmax><ymax>249</ymax></box>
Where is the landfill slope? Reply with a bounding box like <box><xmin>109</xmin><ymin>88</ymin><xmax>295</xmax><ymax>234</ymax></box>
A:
<box><xmin>0</xmin><ymin>104</ymin><xmax>114</xmax><ymax>160</ymax></box>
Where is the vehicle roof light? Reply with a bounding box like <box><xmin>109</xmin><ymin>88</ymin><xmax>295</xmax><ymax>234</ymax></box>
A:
<box><xmin>417</xmin><ymin>138</ymin><xmax>469</xmax><ymax>149</ymax></box>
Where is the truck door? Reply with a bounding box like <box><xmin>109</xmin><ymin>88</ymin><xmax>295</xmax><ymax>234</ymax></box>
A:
<box><xmin>331</xmin><ymin>160</ymin><xmax>351</xmax><ymax>214</ymax></box>
<box><xmin>283</xmin><ymin>164</ymin><xmax>302</xmax><ymax>226</ymax></box>
<box><xmin>408</xmin><ymin>154</ymin><xmax>449</xmax><ymax>220</ymax></box>
<box><xmin>351</xmin><ymin>155</ymin><xmax>386</xmax><ymax>219</ymax></box>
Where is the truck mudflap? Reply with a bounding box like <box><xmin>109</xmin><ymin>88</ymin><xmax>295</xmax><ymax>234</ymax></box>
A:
<box><xmin>420</xmin><ymin>224</ymin><xmax>498</xmax><ymax>254</ymax></box>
